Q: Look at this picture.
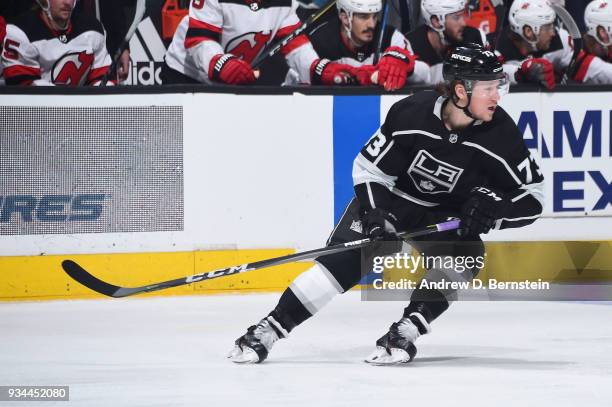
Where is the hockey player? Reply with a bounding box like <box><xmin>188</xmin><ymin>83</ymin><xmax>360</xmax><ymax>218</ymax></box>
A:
<box><xmin>285</xmin><ymin>0</ymin><xmax>430</xmax><ymax>90</ymax></box>
<box><xmin>228</xmin><ymin>43</ymin><xmax>545</xmax><ymax>365</ymax></box>
<box><xmin>1</xmin><ymin>0</ymin><xmax>112</xmax><ymax>86</ymax></box>
<box><xmin>162</xmin><ymin>0</ymin><xmax>357</xmax><ymax>86</ymax></box>
<box><xmin>0</xmin><ymin>15</ymin><xmax>5</xmax><ymax>85</ymax></box>
<box><xmin>571</xmin><ymin>0</ymin><xmax>612</xmax><ymax>84</ymax></box>
<box><xmin>405</xmin><ymin>0</ymin><xmax>489</xmax><ymax>84</ymax></box>
<box><xmin>496</xmin><ymin>0</ymin><xmax>573</xmax><ymax>90</ymax></box>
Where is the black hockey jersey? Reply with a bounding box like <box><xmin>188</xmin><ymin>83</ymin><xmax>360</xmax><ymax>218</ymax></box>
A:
<box><xmin>405</xmin><ymin>25</ymin><xmax>488</xmax><ymax>84</ymax></box>
<box><xmin>353</xmin><ymin>91</ymin><xmax>544</xmax><ymax>230</ymax></box>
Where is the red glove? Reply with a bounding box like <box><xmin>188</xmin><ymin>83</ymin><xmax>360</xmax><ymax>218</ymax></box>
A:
<box><xmin>515</xmin><ymin>58</ymin><xmax>555</xmax><ymax>89</ymax></box>
<box><xmin>209</xmin><ymin>54</ymin><xmax>256</xmax><ymax>85</ymax></box>
<box><xmin>350</xmin><ymin>64</ymin><xmax>376</xmax><ymax>86</ymax></box>
<box><xmin>375</xmin><ymin>46</ymin><xmax>415</xmax><ymax>91</ymax></box>
<box><xmin>310</xmin><ymin>58</ymin><xmax>357</xmax><ymax>85</ymax></box>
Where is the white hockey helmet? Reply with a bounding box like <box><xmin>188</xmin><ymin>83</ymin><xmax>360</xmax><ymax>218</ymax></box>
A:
<box><xmin>585</xmin><ymin>0</ymin><xmax>612</xmax><ymax>46</ymax></box>
<box><xmin>421</xmin><ymin>0</ymin><xmax>467</xmax><ymax>34</ymax></box>
<box><xmin>337</xmin><ymin>0</ymin><xmax>382</xmax><ymax>40</ymax></box>
<box><xmin>508</xmin><ymin>0</ymin><xmax>556</xmax><ymax>48</ymax></box>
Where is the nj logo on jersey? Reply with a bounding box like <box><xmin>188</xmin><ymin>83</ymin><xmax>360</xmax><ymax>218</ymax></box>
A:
<box><xmin>51</xmin><ymin>51</ymin><xmax>94</xmax><ymax>86</ymax></box>
<box><xmin>226</xmin><ymin>31</ymin><xmax>272</xmax><ymax>62</ymax></box>
<box><xmin>408</xmin><ymin>150</ymin><xmax>464</xmax><ymax>194</ymax></box>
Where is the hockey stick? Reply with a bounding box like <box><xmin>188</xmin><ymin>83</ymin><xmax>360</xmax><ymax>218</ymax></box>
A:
<box><xmin>61</xmin><ymin>219</ymin><xmax>460</xmax><ymax>298</ymax></box>
<box><xmin>550</xmin><ymin>3</ymin><xmax>582</xmax><ymax>85</ymax></box>
<box><xmin>490</xmin><ymin>0</ymin><xmax>507</xmax><ymax>50</ymax></box>
<box><xmin>372</xmin><ymin>0</ymin><xmax>389</xmax><ymax>65</ymax></box>
<box><xmin>100</xmin><ymin>0</ymin><xmax>147</xmax><ymax>86</ymax></box>
<box><xmin>250</xmin><ymin>0</ymin><xmax>337</xmax><ymax>69</ymax></box>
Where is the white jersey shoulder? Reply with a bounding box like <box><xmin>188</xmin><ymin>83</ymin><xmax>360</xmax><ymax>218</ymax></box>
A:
<box><xmin>2</xmin><ymin>12</ymin><xmax>110</xmax><ymax>86</ymax></box>
<box><xmin>165</xmin><ymin>0</ymin><xmax>317</xmax><ymax>84</ymax></box>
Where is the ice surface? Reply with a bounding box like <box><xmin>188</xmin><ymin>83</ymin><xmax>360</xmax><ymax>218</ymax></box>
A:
<box><xmin>1</xmin><ymin>293</ymin><xmax>611</xmax><ymax>406</ymax></box>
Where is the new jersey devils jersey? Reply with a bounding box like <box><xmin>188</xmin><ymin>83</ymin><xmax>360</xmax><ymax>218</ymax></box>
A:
<box><xmin>496</xmin><ymin>27</ymin><xmax>573</xmax><ymax>84</ymax></box>
<box><xmin>164</xmin><ymin>0</ymin><xmax>318</xmax><ymax>84</ymax></box>
<box><xmin>572</xmin><ymin>49</ymin><xmax>612</xmax><ymax>84</ymax></box>
<box><xmin>0</xmin><ymin>15</ymin><xmax>6</xmax><ymax>85</ymax></box>
<box><xmin>353</xmin><ymin>91</ymin><xmax>544</xmax><ymax>230</ymax></box>
<box><xmin>284</xmin><ymin>16</ymin><xmax>430</xmax><ymax>84</ymax></box>
<box><xmin>405</xmin><ymin>25</ymin><xmax>488</xmax><ymax>85</ymax></box>
<box><xmin>2</xmin><ymin>10</ymin><xmax>111</xmax><ymax>86</ymax></box>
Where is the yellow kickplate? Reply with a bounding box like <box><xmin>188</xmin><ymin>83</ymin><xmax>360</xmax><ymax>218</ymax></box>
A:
<box><xmin>0</xmin><ymin>249</ymin><xmax>312</xmax><ymax>301</ymax></box>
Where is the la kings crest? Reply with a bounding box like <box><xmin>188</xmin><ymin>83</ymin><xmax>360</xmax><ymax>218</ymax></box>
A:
<box><xmin>408</xmin><ymin>150</ymin><xmax>464</xmax><ymax>194</ymax></box>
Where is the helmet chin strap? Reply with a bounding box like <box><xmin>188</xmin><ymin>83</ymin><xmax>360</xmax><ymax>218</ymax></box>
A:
<box><xmin>451</xmin><ymin>90</ymin><xmax>475</xmax><ymax>119</ymax></box>
<box><xmin>40</xmin><ymin>0</ymin><xmax>73</xmax><ymax>31</ymax></box>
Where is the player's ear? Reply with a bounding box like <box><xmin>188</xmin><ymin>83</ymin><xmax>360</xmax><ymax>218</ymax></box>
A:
<box><xmin>597</xmin><ymin>26</ymin><xmax>609</xmax><ymax>45</ymax></box>
<box><xmin>454</xmin><ymin>82</ymin><xmax>467</xmax><ymax>101</ymax></box>
<box><xmin>339</xmin><ymin>11</ymin><xmax>350</xmax><ymax>27</ymax></box>
<box><xmin>523</xmin><ymin>25</ymin><xmax>536</xmax><ymax>42</ymax></box>
<box><xmin>431</xmin><ymin>15</ymin><xmax>442</xmax><ymax>30</ymax></box>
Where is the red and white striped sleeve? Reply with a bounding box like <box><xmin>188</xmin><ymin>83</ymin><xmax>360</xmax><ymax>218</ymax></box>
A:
<box><xmin>87</xmin><ymin>28</ymin><xmax>113</xmax><ymax>85</ymax></box>
<box><xmin>1</xmin><ymin>23</ymin><xmax>44</xmax><ymax>86</ymax></box>
<box><xmin>277</xmin><ymin>6</ymin><xmax>318</xmax><ymax>84</ymax></box>
<box><xmin>184</xmin><ymin>0</ymin><xmax>225</xmax><ymax>76</ymax></box>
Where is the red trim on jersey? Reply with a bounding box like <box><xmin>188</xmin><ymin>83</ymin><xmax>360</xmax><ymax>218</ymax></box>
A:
<box><xmin>574</xmin><ymin>52</ymin><xmax>595</xmax><ymax>83</ymax></box>
<box><xmin>280</xmin><ymin>34</ymin><xmax>310</xmax><ymax>56</ymax></box>
<box><xmin>276</xmin><ymin>22</ymin><xmax>301</xmax><ymax>39</ymax></box>
<box><xmin>185</xmin><ymin>17</ymin><xmax>222</xmax><ymax>49</ymax></box>
<box><xmin>87</xmin><ymin>66</ymin><xmax>109</xmax><ymax>83</ymax></box>
<box><xmin>4</xmin><ymin>65</ymin><xmax>41</xmax><ymax>79</ymax></box>
<box><xmin>185</xmin><ymin>36</ymin><xmax>218</xmax><ymax>49</ymax></box>
<box><xmin>188</xmin><ymin>17</ymin><xmax>221</xmax><ymax>33</ymax></box>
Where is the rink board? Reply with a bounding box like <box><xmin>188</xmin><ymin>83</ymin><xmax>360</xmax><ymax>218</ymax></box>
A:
<box><xmin>1</xmin><ymin>241</ymin><xmax>611</xmax><ymax>301</ymax></box>
<box><xmin>1</xmin><ymin>89</ymin><xmax>611</xmax><ymax>300</ymax></box>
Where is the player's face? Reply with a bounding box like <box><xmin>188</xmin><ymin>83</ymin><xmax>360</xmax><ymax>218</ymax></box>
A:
<box><xmin>468</xmin><ymin>78</ymin><xmax>508</xmax><ymax>121</ymax></box>
<box><xmin>444</xmin><ymin>11</ymin><xmax>467</xmax><ymax>42</ymax></box>
<box><xmin>49</xmin><ymin>0</ymin><xmax>75</xmax><ymax>22</ymax></box>
<box><xmin>351</xmin><ymin>12</ymin><xmax>379</xmax><ymax>46</ymax></box>
<box><xmin>536</xmin><ymin>23</ymin><xmax>556</xmax><ymax>50</ymax></box>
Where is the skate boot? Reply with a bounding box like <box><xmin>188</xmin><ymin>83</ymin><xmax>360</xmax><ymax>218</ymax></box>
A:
<box><xmin>365</xmin><ymin>312</ymin><xmax>430</xmax><ymax>365</ymax></box>
<box><xmin>228</xmin><ymin>316</ymin><xmax>288</xmax><ymax>364</ymax></box>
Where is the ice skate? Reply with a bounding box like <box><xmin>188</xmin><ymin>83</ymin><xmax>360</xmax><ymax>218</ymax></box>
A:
<box><xmin>365</xmin><ymin>313</ymin><xmax>430</xmax><ymax>365</ymax></box>
<box><xmin>228</xmin><ymin>316</ymin><xmax>287</xmax><ymax>364</ymax></box>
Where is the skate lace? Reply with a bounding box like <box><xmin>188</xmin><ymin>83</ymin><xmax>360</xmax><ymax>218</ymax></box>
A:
<box><xmin>253</xmin><ymin>319</ymin><xmax>280</xmax><ymax>350</ymax></box>
<box><xmin>396</xmin><ymin>318</ymin><xmax>420</xmax><ymax>343</ymax></box>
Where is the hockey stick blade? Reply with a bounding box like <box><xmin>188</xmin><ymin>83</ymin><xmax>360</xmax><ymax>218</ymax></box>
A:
<box><xmin>550</xmin><ymin>4</ymin><xmax>583</xmax><ymax>84</ymax></box>
<box><xmin>62</xmin><ymin>220</ymin><xmax>460</xmax><ymax>298</ymax></box>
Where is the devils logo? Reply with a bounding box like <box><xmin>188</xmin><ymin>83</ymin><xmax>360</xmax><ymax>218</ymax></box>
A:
<box><xmin>225</xmin><ymin>31</ymin><xmax>272</xmax><ymax>63</ymax></box>
<box><xmin>51</xmin><ymin>51</ymin><xmax>94</xmax><ymax>86</ymax></box>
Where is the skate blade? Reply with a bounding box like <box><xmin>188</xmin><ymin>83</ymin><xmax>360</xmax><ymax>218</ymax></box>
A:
<box><xmin>366</xmin><ymin>348</ymin><xmax>412</xmax><ymax>366</ymax></box>
<box><xmin>364</xmin><ymin>346</ymin><xmax>390</xmax><ymax>363</ymax></box>
<box><xmin>228</xmin><ymin>346</ymin><xmax>260</xmax><ymax>364</ymax></box>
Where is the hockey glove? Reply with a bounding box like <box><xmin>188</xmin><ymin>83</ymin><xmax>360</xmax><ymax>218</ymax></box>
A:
<box><xmin>310</xmin><ymin>58</ymin><xmax>357</xmax><ymax>85</ymax></box>
<box><xmin>209</xmin><ymin>54</ymin><xmax>257</xmax><ymax>85</ymax></box>
<box><xmin>515</xmin><ymin>58</ymin><xmax>555</xmax><ymax>90</ymax></box>
<box><xmin>351</xmin><ymin>64</ymin><xmax>377</xmax><ymax>86</ymax></box>
<box><xmin>459</xmin><ymin>186</ymin><xmax>507</xmax><ymax>236</ymax></box>
<box><xmin>374</xmin><ymin>46</ymin><xmax>415</xmax><ymax>91</ymax></box>
<box><xmin>362</xmin><ymin>208</ymin><xmax>400</xmax><ymax>240</ymax></box>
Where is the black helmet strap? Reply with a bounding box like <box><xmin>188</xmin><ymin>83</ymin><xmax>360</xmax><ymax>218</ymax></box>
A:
<box><xmin>450</xmin><ymin>80</ymin><xmax>475</xmax><ymax>119</ymax></box>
